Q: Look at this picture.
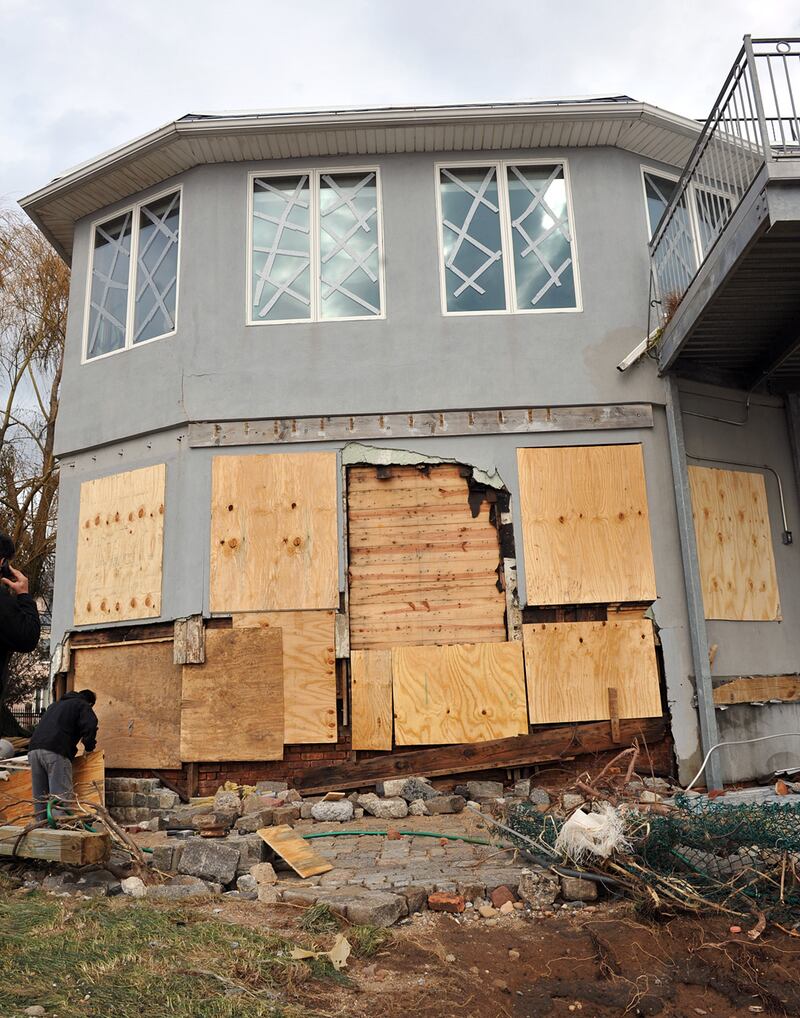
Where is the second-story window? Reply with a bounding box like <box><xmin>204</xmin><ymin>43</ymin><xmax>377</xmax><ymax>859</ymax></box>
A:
<box><xmin>437</xmin><ymin>160</ymin><xmax>580</xmax><ymax>315</ymax></box>
<box><xmin>85</xmin><ymin>188</ymin><xmax>181</xmax><ymax>361</ymax></box>
<box><xmin>249</xmin><ymin>168</ymin><xmax>385</xmax><ymax>324</ymax></box>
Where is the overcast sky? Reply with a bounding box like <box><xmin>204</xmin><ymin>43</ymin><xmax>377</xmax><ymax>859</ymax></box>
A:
<box><xmin>1</xmin><ymin>0</ymin><xmax>799</xmax><ymax>204</ymax></box>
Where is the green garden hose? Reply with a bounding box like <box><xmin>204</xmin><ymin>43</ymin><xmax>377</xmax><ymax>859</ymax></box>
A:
<box><xmin>301</xmin><ymin>829</ymin><xmax>500</xmax><ymax>847</ymax></box>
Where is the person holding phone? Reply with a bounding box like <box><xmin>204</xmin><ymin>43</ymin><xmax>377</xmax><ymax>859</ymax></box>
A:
<box><xmin>0</xmin><ymin>533</ymin><xmax>42</xmax><ymax>738</ymax></box>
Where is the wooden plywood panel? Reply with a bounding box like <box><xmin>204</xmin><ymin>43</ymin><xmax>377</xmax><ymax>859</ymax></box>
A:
<box><xmin>347</xmin><ymin>465</ymin><xmax>506</xmax><ymax>650</ymax></box>
<box><xmin>350</xmin><ymin>649</ymin><xmax>393</xmax><ymax>750</ymax></box>
<box><xmin>517</xmin><ymin>445</ymin><xmax>656</xmax><ymax>605</ymax></box>
<box><xmin>210</xmin><ymin>453</ymin><xmax>338</xmax><ymax>613</ymax></box>
<box><xmin>74</xmin><ymin>464</ymin><xmax>166</xmax><ymax>626</ymax></box>
<box><xmin>0</xmin><ymin>752</ymin><xmax>104</xmax><ymax>825</ymax></box>
<box><xmin>713</xmin><ymin>675</ymin><xmax>800</xmax><ymax>705</ymax></box>
<box><xmin>180</xmin><ymin>628</ymin><xmax>284</xmax><ymax>762</ymax></box>
<box><xmin>522</xmin><ymin>620</ymin><xmax>662</xmax><ymax>724</ymax></box>
<box><xmin>232</xmin><ymin>611</ymin><xmax>336</xmax><ymax>743</ymax></box>
<box><xmin>72</xmin><ymin>643</ymin><xmax>182</xmax><ymax>768</ymax></box>
<box><xmin>688</xmin><ymin>466</ymin><xmax>780</xmax><ymax>621</ymax></box>
<box><xmin>392</xmin><ymin>642</ymin><xmax>528</xmax><ymax>745</ymax></box>
<box><xmin>258</xmin><ymin>825</ymin><xmax>332</xmax><ymax>878</ymax></box>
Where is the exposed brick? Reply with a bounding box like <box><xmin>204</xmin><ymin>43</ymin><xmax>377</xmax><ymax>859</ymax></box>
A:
<box><xmin>428</xmin><ymin>892</ymin><xmax>465</xmax><ymax>914</ymax></box>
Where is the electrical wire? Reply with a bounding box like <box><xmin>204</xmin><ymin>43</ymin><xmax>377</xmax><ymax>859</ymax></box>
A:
<box><xmin>685</xmin><ymin>732</ymin><xmax>800</xmax><ymax>792</ymax></box>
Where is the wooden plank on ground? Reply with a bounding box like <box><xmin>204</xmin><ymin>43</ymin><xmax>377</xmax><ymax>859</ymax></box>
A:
<box><xmin>713</xmin><ymin>675</ymin><xmax>800</xmax><ymax>705</ymax></box>
<box><xmin>232</xmin><ymin>611</ymin><xmax>336</xmax><ymax>743</ymax></box>
<box><xmin>517</xmin><ymin>445</ymin><xmax>656</xmax><ymax>605</ymax></box>
<box><xmin>392</xmin><ymin>642</ymin><xmax>528</xmax><ymax>745</ymax></box>
<box><xmin>523</xmin><ymin>620</ymin><xmax>662</xmax><ymax>724</ymax></box>
<box><xmin>209</xmin><ymin>452</ymin><xmax>339</xmax><ymax>612</ymax></box>
<box><xmin>0</xmin><ymin>751</ymin><xmax>104</xmax><ymax>825</ymax></box>
<box><xmin>257</xmin><ymin>824</ymin><xmax>332</xmax><ymax>878</ymax></box>
<box><xmin>73</xmin><ymin>641</ymin><xmax>182</xmax><ymax>768</ymax></box>
<box><xmin>294</xmin><ymin>716</ymin><xmax>667</xmax><ymax>794</ymax></box>
<box><xmin>0</xmin><ymin>826</ymin><xmax>111</xmax><ymax>864</ymax></box>
<box><xmin>180</xmin><ymin>628</ymin><xmax>284</xmax><ymax>762</ymax></box>
<box><xmin>688</xmin><ymin>466</ymin><xmax>780</xmax><ymax>621</ymax></box>
<box><xmin>350</xmin><ymin>649</ymin><xmax>393</xmax><ymax>750</ymax></box>
<box><xmin>74</xmin><ymin>463</ymin><xmax>166</xmax><ymax>626</ymax></box>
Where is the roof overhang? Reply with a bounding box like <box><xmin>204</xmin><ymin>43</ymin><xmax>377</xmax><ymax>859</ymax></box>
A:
<box><xmin>20</xmin><ymin>99</ymin><xmax>702</xmax><ymax>261</ymax></box>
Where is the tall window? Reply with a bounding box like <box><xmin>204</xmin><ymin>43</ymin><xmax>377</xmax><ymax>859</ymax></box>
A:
<box><xmin>437</xmin><ymin>161</ymin><xmax>580</xmax><ymax>315</ymax></box>
<box><xmin>85</xmin><ymin>189</ymin><xmax>181</xmax><ymax>361</ymax></box>
<box><xmin>249</xmin><ymin>168</ymin><xmax>384</xmax><ymax>323</ymax></box>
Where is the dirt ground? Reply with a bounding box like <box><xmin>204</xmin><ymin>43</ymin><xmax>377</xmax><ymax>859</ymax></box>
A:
<box><xmin>205</xmin><ymin>898</ymin><xmax>800</xmax><ymax>1018</ymax></box>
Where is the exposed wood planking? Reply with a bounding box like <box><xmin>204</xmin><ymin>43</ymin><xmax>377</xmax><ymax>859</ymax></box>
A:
<box><xmin>712</xmin><ymin>674</ymin><xmax>800</xmax><ymax>705</ymax></box>
<box><xmin>517</xmin><ymin>445</ymin><xmax>657</xmax><ymax>605</ymax></box>
<box><xmin>74</xmin><ymin>464</ymin><xmax>166</xmax><ymax>626</ymax></box>
<box><xmin>522</xmin><ymin>620</ymin><xmax>662</xmax><ymax>724</ymax></box>
<box><xmin>173</xmin><ymin>615</ymin><xmax>205</xmax><ymax>665</ymax></box>
<box><xmin>180</xmin><ymin>628</ymin><xmax>284</xmax><ymax>762</ymax></box>
<box><xmin>232</xmin><ymin>611</ymin><xmax>336</xmax><ymax>743</ymax></box>
<box><xmin>347</xmin><ymin>465</ymin><xmax>506</xmax><ymax>649</ymax></box>
<box><xmin>72</xmin><ymin>643</ymin><xmax>182</xmax><ymax>769</ymax></box>
<box><xmin>0</xmin><ymin>752</ymin><xmax>104</xmax><ymax>825</ymax></box>
<box><xmin>350</xmin><ymin>650</ymin><xmax>393</xmax><ymax>750</ymax></box>
<box><xmin>189</xmin><ymin>404</ymin><xmax>653</xmax><ymax>448</ymax></box>
<box><xmin>258</xmin><ymin>825</ymin><xmax>332</xmax><ymax>878</ymax></box>
<box><xmin>209</xmin><ymin>452</ymin><xmax>339</xmax><ymax>612</ymax></box>
<box><xmin>392</xmin><ymin>642</ymin><xmax>528</xmax><ymax>745</ymax></box>
<box><xmin>688</xmin><ymin>466</ymin><xmax>780</xmax><ymax>621</ymax></box>
<box><xmin>296</xmin><ymin>717</ymin><xmax>667</xmax><ymax>793</ymax></box>
<box><xmin>0</xmin><ymin>827</ymin><xmax>110</xmax><ymax>864</ymax></box>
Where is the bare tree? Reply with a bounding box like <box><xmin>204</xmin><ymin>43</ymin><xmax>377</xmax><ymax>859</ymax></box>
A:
<box><xmin>0</xmin><ymin>205</ymin><xmax>68</xmax><ymax>721</ymax></box>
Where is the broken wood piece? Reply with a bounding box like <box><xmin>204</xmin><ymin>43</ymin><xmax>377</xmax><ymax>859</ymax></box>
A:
<box><xmin>0</xmin><ymin>825</ymin><xmax>111</xmax><ymax>864</ymax></box>
<box><xmin>708</xmin><ymin>643</ymin><xmax>719</xmax><ymax>669</ymax></box>
<box><xmin>174</xmin><ymin>615</ymin><xmax>205</xmax><ymax>665</ymax></box>
<box><xmin>321</xmin><ymin>792</ymin><xmax>346</xmax><ymax>801</ymax></box>
<box><xmin>712</xmin><ymin>675</ymin><xmax>800</xmax><ymax>706</ymax></box>
<box><xmin>257</xmin><ymin>824</ymin><xmax>333</xmax><ymax>878</ymax></box>
<box><xmin>608</xmin><ymin>688</ymin><xmax>621</xmax><ymax>743</ymax></box>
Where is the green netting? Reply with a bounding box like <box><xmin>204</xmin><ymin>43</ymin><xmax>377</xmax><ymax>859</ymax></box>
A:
<box><xmin>506</xmin><ymin>796</ymin><xmax>800</xmax><ymax>920</ymax></box>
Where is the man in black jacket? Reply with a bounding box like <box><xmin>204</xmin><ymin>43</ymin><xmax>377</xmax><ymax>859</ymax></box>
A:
<box><xmin>0</xmin><ymin>533</ymin><xmax>42</xmax><ymax>737</ymax></box>
<box><xmin>28</xmin><ymin>690</ymin><xmax>99</xmax><ymax>820</ymax></box>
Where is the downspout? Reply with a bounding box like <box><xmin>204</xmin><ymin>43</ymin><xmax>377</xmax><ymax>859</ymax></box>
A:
<box><xmin>664</xmin><ymin>377</ymin><xmax>723</xmax><ymax>790</ymax></box>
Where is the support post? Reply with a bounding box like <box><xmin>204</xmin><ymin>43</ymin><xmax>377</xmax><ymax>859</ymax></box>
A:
<box><xmin>665</xmin><ymin>377</ymin><xmax>723</xmax><ymax>789</ymax></box>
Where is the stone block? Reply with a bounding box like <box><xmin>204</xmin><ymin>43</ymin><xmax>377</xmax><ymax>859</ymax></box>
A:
<box><xmin>513</xmin><ymin>779</ymin><xmax>531</xmax><ymax>798</ymax></box>
<box><xmin>257</xmin><ymin>885</ymin><xmax>279</xmax><ymax>904</ymax></box>
<box><xmin>226</xmin><ymin>833</ymin><xmax>266</xmax><ymax>874</ymax></box>
<box><xmin>466</xmin><ymin>780</ymin><xmax>504</xmax><ymax>801</ymax></box>
<box><xmin>358</xmin><ymin>793</ymin><xmax>408</xmax><ymax>819</ymax></box>
<box><xmin>242</xmin><ymin>793</ymin><xmax>281</xmax><ymax>814</ymax></box>
<box><xmin>114</xmin><ymin>791</ymin><xmax>134</xmax><ymax>807</ymax></box>
<box><xmin>424</xmin><ymin>794</ymin><xmax>466</xmax><ymax>815</ymax></box>
<box><xmin>236</xmin><ymin>874</ymin><xmax>259</xmax><ymax>900</ymax></box>
<box><xmin>152</xmin><ymin>844</ymin><xmax>180</xmax><ymax>872</ymax></box>
<box><xmin>250</xmin><ymin>862</ymin><xmax>277</xmax><ymax>885</ymax></box>
<box><xmin>311</xmin><ymin>800</ymin><xmax>354</xmax><ymax>823</ymax></box>
<box><xmin>344</xmin><ymin>890</ymin><xmax>406</xmax><ymax>927</ymax></box>
<box><xmin>300</xmin><ymin>802</ymin><xmax>315</xmax><ymax>819</ymax></box>
<box><xmin>378</xmin><ymin>776</ymin><xmax>437</xmax><ymax>801</ymax></box>
<box><xmin>255</xmin><ymin>780</ymin><xmax>288</xmax><ymax>794</ymax></box>
<box><xmin>456</xmin><ymin>880</ymin><xmax>486</xmax><ymax>903</ymax></box>
<box><xmin>428</xmin><ymin>891</ymin><xmax>465</xmax><ymax>913</ymax></box>
<box><xmin>404</xmin><ymin>885</ymin><xmax>429</xmax><ymax>913</ymax></box>
<box><xmin>178</xmin><ymin>839</ymin><xmax>240</xmax><ymax>885</ymax></box>
<box><xmin>235</xmin><ymin>808</ymin><xmax>274</xmax><ymax>834</ymax></box>
<box><xmin>157</xmin><ymin>789</ymin><xmax>180</xmax><ymax>810</ymax></box>
<box><xmin>271</xmin><ymin>805</ymin><xmax>301</xmax><ymax>826</ymax></box>
<box><xmin>121</xmin><ymin>876</ymin><xmax>146</xmax><ymax>898</ymax></box>
<box><xmin>528</xmin><ymin>787</ymin><xmax>551</xmax><ymax>809</ymax></box>
<box><xmin>147</xmin><ymin>884</ymin><xmax>219</xmax><ymax>900</ymax></box>
<box><xmin>518</xmin><ymin>870</ymin><xmax>559</xmax><ymax>908</ymax></box>
<box><xmin>214</xmin><ymin>790</ymin><xmax>243</xmax><ymax>816</ymax></box>
<box><xmin>279</xmin><ymin>789</ymin><xmax>302</xmax><ymax>803</ymax></box>
<box><xmin>560</xmin><ymin>875</ymin><xmax>598</xmax><ymax>902</ymax></box>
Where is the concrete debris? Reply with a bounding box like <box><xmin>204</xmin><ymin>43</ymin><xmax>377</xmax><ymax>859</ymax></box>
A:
<box><xmin>518</xmin><ymin>870</ymin><xmax>560</xmax><ymax>908</ymax></box>
<box><xmin>213</xmin><ymin>789</ymin><xmax>243</xmax><ymax>816</ymax></box>
<box><xmin>242</xmin><ymin>793</ymin><xmax>281</xmax><ymax>814</ymax></box>
<box><xmin>255</xmin><ymin>780</ymin><xmax>288</xmax><ymax>794</ymax></box>
<box><xmin>236</xmin><ymin>874</ymin><xmax>259</xmax><ymax>900</ymax></box>
<box><xmin>178</xmin><ymin>839</ymin><xmax>240</xmax><ymax>885</ymax></box>
<box><xmin>358</xmin><ymin>793</ymin><xmax>409</xmax><ymax>819</ymax></box>
<box><xmin>310</xmin><ymin>800</ymin><xmax>355</xmax><ymax>823</ymax></box>
<box><xmin>147</xmin><ymin>883</ymin><xmax>220</xmax><ymax>900</ymax></box>
<box><xmin>120</xmin><ymin>876</ymin><xmax>146</xmax><ymax>898</ymax></box>
<box><xmin>466</xmin><ymin>780</ymin><xmax>504</xmax><ymax>801</ymax></box>
<box><xmin>408</xmin><ymin>798</ymin><xmax>429</xmax><ymax>816</ymax></box>
<box><xmin>378</xmin><ymin>776</ymin><xmax>438</xmax><ymax>801</ymax></box>
<box><xmin>250</xmin><ymin>862</ymin><xmax>278</xmax><ymax>885</ymax></box>
<box><xmin>257</xmin><ymin>884</ymin><xmax>279</xmax><ymax>904</ymax></box>
<box><xmin>528</xmin><ymin>787</ymin><xmax>552</xmax><ymax>809</ymax></box>
<box><xmin>514</xmin><ymin>778</ymin><xmax>531</xmax><ymax>798</ymax></box>
<box><xmin>559</xmin><ymin>875</ymin><xmax>598</xmax><ymax>902</ymax></box>
<box><xmin>424</xmin><ymin>794</ymin><xmax>466</xmax><ymax>815</ymax></box>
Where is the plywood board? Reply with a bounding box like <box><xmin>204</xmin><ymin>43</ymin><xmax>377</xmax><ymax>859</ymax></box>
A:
<box><xmin>258</xmin><ymin>824</ymin><xmax>333</xmax><ymax>878</ymax></box>
<box><xmin>232</xmin><ymin>611</ymin><xmax>336</xmax><ymax>743</ymax></box>
<box><xmin>517</xmin><ymin>445</ymin><xmax>656</xmax><ymax>605</ymax></box>
<box><xmin>0</xmin><ymin>751</ymin><xmax>104</xmax><ymax>825</ymax></box>
<box><xmin>688</xmin><ymin>466</ymin><xmax>780</xmax><ymax>621</ymax></box>
<box><xmin>350</xmin><ymin>649</ymin><xmax>393</xmax><ymax>750</ymax></box>
<box><xmin>74</xmin><ymin>464</ymin><xmax>166</xmax><ymax>626</ymax></box>
<box><xmin>522</xmin><ymin>620</ymin><xmax>662</xmax><ymax>724</ymax></box>
<box><xmin>181</xmin><ymin>628</ymin><xmax>284</xmax><ymax>762</ymax></box>
<box><xmin>347</xmin><ymin>465</ymin><xmax>506</xmax><ymax>650</ymax></box>
<box><xmin>392</xmin><ymin>642</ymin><xmax>528</xmax><ymax>745</ymax></box>
<box><xmin>73</xmin><ymin>642</ymin><xmax>182</xmax><ymax>768</ymax></box>
<box><xmin>210</xmin><ymin>452</ymin><xmax>338</xmax><ymax>612</ymax></box>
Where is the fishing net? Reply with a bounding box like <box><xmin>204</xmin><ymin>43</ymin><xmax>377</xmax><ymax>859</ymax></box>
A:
<box><xmin>506</xmin><ymin>795</ymin><xmax>800</xmax><ymax>921</ymax></box>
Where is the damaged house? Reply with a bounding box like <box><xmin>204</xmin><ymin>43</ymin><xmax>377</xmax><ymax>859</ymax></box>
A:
<box><xmin>17</xmin><ymin>36</ymin><xmax>800</xmax><ymax>796</ymax></box>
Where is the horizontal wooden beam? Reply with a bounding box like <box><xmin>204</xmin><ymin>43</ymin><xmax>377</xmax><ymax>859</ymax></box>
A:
<box><xmin>295</xmin><ymin>716</ymin><xmax>666</xmax><ymax>794</ymax></box>
<box><xmin>0</xmin><ymin>826</ymin><xmax>111</xmax><ymax>864</ymax></box>
<box><xmin>713</xmin><ymin>675</ymin><xmax>800</xmax><ymax>706</ymax></box>
<box><xmin>188</xmin><ymin>404</ymin><xmax>654</xmax><ymax>448</ymax></box>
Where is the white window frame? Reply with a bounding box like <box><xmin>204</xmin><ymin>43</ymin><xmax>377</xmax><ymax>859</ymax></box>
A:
<box><xmin>246</xmin><ymin>166</ymin><xmax>387</xmax><ymax>326</ymax></box>
<box><xmin>82</xmin><ymin>184</ymin><xmax>183</xmax><ymax>364</ymax></box>
<box><xmin>434</xmin><ymin>157</ymin><xmax>583</xmax><ymax>318</ymax></box>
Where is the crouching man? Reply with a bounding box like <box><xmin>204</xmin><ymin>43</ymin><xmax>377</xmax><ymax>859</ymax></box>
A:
<box><xmin>28</xmin><ymin>689</ymin><xmax>98</xmax><ymax>821</ymax></box>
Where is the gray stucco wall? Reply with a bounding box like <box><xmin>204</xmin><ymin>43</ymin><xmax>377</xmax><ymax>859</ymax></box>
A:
<box><xmin>56</xmin><ymin>146</ymin><xmax>671</xmax><ymax>457</ymax></box>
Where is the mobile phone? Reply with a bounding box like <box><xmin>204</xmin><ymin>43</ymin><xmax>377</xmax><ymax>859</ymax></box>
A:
<box><xmin>0</xmin><ymin>560</ymin><xmax>13</xmax><ymax>581</ymax></box>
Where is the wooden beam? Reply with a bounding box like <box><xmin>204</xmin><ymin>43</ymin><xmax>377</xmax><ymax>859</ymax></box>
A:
<box><xmin>294</xmin><ymin>716</ymin><xmax>666</xmax><ymax>793</ymax></box>
<box><xmin>189</xmin><ymin>404</ymin><xmax>654</xmax><ymax>448</ymax></box>
<box><xmin>713</xmin><ymin>675</ymin><xmax>800</xmax><ymax>706</ymax></box>
<box><xmin>0</xmin><ymin>826</ymin><xmax>111</xmax><ymax>864</ymax></box>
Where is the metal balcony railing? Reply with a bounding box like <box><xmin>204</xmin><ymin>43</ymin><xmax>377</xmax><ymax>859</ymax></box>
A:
<box><xmin>649</xmin><ymin>36</ymin><xmax>800</xmax><ymax>322</ymax></box>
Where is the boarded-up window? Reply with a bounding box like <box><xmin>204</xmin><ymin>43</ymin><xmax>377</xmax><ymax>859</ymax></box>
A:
<box><xmin>72</xmin><ymin>641</ymin><xmax>181</xmax><ymax>768</ymax></box>
<box><xmin>347</xmin><ymin>465</ymin><xmax>506</xmax><ymax>649</ymax></box>
<box><xmin>516</xmin><ymin>445</ymin><xmax>656</xmax><ymax>606</ymax></box>
<box><xmin>522</xmin><ymin>619</ymin><xmax>661</xmax><ymax>724</ymax></box>
<box><xmin>210</xmin><ymin>453</ymin><xmax>339</xmax><ymax>613</ymax></box>
<box><xmin>688</xmin><ymin>466</ymin><xmax>780</xmax><ymax>621</ymax></box>
<box><xmin>74</xmin><ymin>464</ymin><xmax>166</xmax><ymax>626</ymax></box>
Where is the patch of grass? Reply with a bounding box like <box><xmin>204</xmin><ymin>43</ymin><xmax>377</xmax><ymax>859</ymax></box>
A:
<box><xmin>0</xmin><ymin>887</ymin><xmax>343</xmax><ymax>1017</ymax></box>
<box><xmin>299</xmin><ymin>903</ymin><xmax>340</xmax><ymax>935</ymax></box>
<box><xmin>348</xmin><ymin>925</ymin><xmax>392</xmax><ymax>959</ymax></box>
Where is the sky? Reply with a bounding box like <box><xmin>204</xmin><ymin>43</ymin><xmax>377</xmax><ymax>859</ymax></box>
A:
<box><xmin>1</xmin><ymin>0</ymin><xmax>799</xmax><ymax>205</ymax></box>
